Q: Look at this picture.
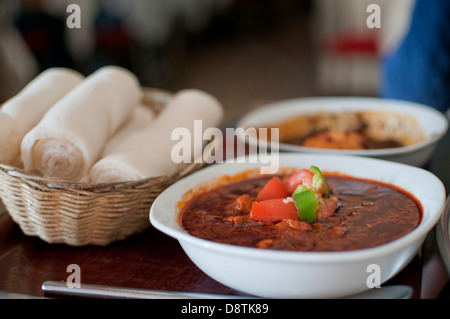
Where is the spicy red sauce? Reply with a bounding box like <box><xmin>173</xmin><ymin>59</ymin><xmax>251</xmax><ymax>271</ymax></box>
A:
<box><xmin>179</xmin><ymin>175</ymin><xmax>422</xmax><ymax>251</ymax></box>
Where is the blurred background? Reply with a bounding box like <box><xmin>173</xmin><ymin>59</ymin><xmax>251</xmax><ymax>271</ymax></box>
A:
<box><xmin>0</xmin><ymin>0</ymin><xmax>417</xmax><ymax>126</ymax></box>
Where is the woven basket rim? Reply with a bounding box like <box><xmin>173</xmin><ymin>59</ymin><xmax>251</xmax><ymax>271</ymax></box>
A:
<box><xmin>0</xmin><ymin>160</ymin><xmax>203</xmax><ymax>192</ymax></box>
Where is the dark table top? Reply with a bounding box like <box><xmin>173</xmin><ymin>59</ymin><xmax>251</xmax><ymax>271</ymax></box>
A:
<box><xmin>0</xmin><ymin>209</ymin><xmax>244</xmax><ymax>298</ymax></box>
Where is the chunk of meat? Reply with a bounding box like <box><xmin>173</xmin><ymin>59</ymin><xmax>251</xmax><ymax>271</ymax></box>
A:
<box><xmin>256</xmin><ymin>238</ymin><xmax>285</xmax><ymax>249</ymax></box>
<box><xmin>328</xmin><ymin>225</ymin><xmax>347</xmax><ymax>237</ymax></box>
<box><xmin>275</xmin><ymin>219</ymin><xmax>312</xmax><ymax>231</ymax></box>
<box><xmin>302</xmin><ymin>129</ymin><xmax>365</xmax><ymax>150</ymax></box>
<box><xmin>229</xmin><ymin>194</ymin><xmax>253</xmax><ymax>214</ymax></box>
<box><xmin>227</xmin><ymin>215</ymin><xmax>252</xmax><ymax>226</ymax></box>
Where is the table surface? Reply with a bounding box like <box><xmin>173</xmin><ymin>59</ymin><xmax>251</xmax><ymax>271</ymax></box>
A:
<box><xmin>0</xmin><ymin>209</ymin><xmax>244</xmax><ymax>298</ymax></box>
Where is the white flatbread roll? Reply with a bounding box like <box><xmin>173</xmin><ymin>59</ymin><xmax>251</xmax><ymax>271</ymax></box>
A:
<box><xmin>0</xmin><ymin>68</ymin><xmax>83</xmax><ymax>164</ymax></box>
<box><xmin>88</xmin><ymin>89</ymin><xmax>224</xmax><ymax>183</ymax></box>
<box><xmin>101</xmin><ymin>104</ymin><xmax>155</xmax><ymax>156</ymax></box>
<box><xmin>21</xmin><ymin>66</ymin><xmax>142</xmax><ymax>182</ymax></box>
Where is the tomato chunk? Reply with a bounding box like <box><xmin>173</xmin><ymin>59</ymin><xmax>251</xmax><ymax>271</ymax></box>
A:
<box><xmin>250</xmin><ymin>198</ymin><xmax>298</xmax><ymax>223</ymax></box>
<box><xmin>316</xmin><ymin>196</ymin><xmax>339</xmax><ymax>219</ymax></box>
<box><xmin>256</xmin><ymin>177</ymin><xmax>289</xmax><ymax>201</ymax></box>
<box><xmin>285</xmin><ymin>169</ymin><xmax>314</xmax><ymax>193</ymax></box>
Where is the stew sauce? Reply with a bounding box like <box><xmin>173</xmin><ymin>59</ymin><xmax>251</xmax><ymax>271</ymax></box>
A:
<box><xmin>180</xmin><ymin>175</ymin><xmax>422</xmax><ymax>252</ymax></box>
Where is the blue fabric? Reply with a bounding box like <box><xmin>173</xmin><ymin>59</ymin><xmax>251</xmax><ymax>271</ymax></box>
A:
<box><xmin>380</xmin><ymin>0</ymin><xmax>450</xmax><ymax>113</ymax></box>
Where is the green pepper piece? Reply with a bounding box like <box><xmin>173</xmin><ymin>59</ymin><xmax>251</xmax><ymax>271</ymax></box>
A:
<box><xmin>292</xmin><ymin>184</ymin><xmax>309</xmax><ymax>197</ymax></box>
<box><xmin>293</xmin><ymin>189</ymin><xmax>318</xmax><ymax>221</ymax></box>
<box><xmin>309</xmin><ymin>166</ymin><xmax>330</xmax><ymax>198</ymax></box>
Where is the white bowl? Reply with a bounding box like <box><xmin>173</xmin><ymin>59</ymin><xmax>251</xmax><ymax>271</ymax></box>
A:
<box><xmin>150</xmin><ymin>154</ymin><xmax>446</xmax><ymax>298</ymax></box>
<box><xmin>236</xmin><ymin>97</ymin><xmax>449</xmax><ymax>167</ymax></box>
<box><xmin>437</xmin><ymin>197</ymin><xmax>450</xmax><ymax>276</ymax></box>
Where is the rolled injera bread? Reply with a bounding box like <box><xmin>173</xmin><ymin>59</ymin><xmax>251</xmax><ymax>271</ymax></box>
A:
<box><xmin>21</xmin><ymin>65</ymin><xmax>142</xmax><ymax>181</ymax></box>
<box><xmin>88</xmin><ymin>89</ymin><xmax>224</xmax><ymax>183</ymax></box>
<box><xmin>101</xmin><ymin>104</ymin><xmax>156</xmax><ymax>156</ymax></box>
<box><xmin>0</xmin><ymin>68</ymin><xmax>83</xmax><ymax>164</ymax></box>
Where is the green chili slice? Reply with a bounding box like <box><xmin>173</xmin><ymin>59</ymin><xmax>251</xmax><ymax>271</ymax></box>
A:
<box><xmin>309</xmin><ymin>166</ymin><xmax>330</xmax><ymax>198</ymax></box>
<box><xmin>293</xmin><ymin>189</ymin><xmax>318</xmax><ymax>222</ymax></box>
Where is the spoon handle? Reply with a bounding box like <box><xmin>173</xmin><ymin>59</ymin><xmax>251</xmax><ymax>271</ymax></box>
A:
<box><xmin>41</xmin><ymin>281</ymin><xmax>255</xmax><ymax>299</ymax></box>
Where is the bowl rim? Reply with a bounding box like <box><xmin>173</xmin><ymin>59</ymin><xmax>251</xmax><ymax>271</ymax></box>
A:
<box><xmin>150</xmin><ymin>153</ymin><xmax>446</xmax><ymax>263</ymax></box>
<box><xmin>236</xmin><ymin>96</ymin><xmax>449</xmax><ymax>156</ymax></box>
<box><xmin>437</xmin><ymin>197</ymin><xmax>450</xmax><ymax>275</ymax></box>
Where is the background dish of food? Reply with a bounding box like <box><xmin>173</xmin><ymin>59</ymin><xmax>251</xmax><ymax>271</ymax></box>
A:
<box><xmin>150</xmin><ymin>153</ymin><xmax>446</xmax><ymax>298</ymax></box>
<box><xmin>236</xmin><ymin>97</ymin><xmax>448</xmax><ymax>167</ymax></box>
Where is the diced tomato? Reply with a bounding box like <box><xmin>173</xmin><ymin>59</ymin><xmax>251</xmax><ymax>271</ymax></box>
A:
<box><xmin>250</xmin><ymin>198</ymin><xmax>298</xmax><ymax>223</ymax></box>
<box><xmin>284</xmin><ymin>169</ymin><xmax>314</xmax><ymax>193</ymax></box>
<box><xmin>256</xmin><ymin>177</ymin><xmax>290</xmax><ymax>201</ymax></box>
<box><xmin>316</xmin><ymin>196</ymin><xmax>339</xmax><ymax>219</ymax></box>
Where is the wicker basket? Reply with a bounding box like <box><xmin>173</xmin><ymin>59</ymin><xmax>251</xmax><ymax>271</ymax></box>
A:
<box><xmin>0</xmin><ymin>89</ymin><xmax>206</xmax><ymax>246</ymax></box>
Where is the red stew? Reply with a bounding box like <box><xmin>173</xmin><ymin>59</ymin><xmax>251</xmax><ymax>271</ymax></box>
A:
<box><xmin>179</xmin><ymin>174</ymin><xmax>422</xmax><ymax>251</ymax></box>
